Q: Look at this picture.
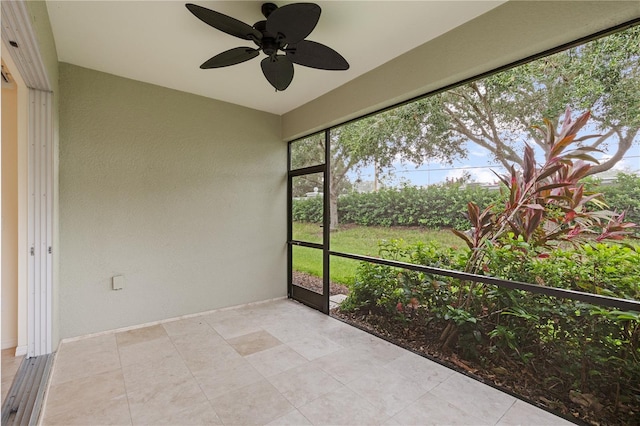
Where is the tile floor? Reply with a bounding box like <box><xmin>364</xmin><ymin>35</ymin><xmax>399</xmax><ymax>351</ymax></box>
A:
<box><xmin>41</xmin><ymin>299</ymin><xmax>573</xmax><ymax>425</ymax></box>
<box><xmin>2</xmin><ymin>347</ymin><xmax>26</xmax><ymax>403</ymax></box>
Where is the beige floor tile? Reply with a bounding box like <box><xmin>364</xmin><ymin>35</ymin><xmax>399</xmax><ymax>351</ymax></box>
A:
<box><xmin>227</xmin><ymin>329</ymin><xmax>283</xmax><ymax>356</ymax></box>
<box><xmin>382</xmin><ymin>416</ymin><xmax>403</xmax><ymax>425</ymax></box>
<box><xmin>262</xmin><ymin>320</ymin><xmax>318</xmax><ymax>344</ymax></box>
<box><xmin>162</xmin><ymin>316</ymin><xmax>216</xmax><ymax>337</ymax></box>
<box><xmin>193</xmin><ymin>358</ymin><xmax>264</xmax><ymax>400</ymax></box>
<box><xmin>245</xmin><ymin>343</ymin><xmax>308</xmax><ymax>377</ymax></box>
<box><xmin>210</xmin><ymin>379</ymin><xmax>295</xmax><ymax>425</ymax></box>
<box><xmin>268</xmin><ymin>363</ymin><xmax>342</xmax><ymax>408</ymax></box>
<box><xmin>127</xmin><ymin>374</ymin><xmax>214</xmax><ymax>425</ymax></box>
<box><xmin>312</xmin><ymin>347</ymin><xmax>386</xmax><ymax>384</ymax></box>
<box><xmin>116</xmin><ymin>324</ymin><xmax>167</xmax><ymax>347</ymax></box>
<box><xmin>347</xmin><ymin>365</ymin><xmax>429</xmax><ymax>417</ymax></box>
<box><xmin>297</xmin><ymin>385</ymin><xmax>387</xmax><ymax>425</ymax></box>
<box><xmin>37</xmin><ymin>299</ymin><xmax>559</xmax><ymax>426</ymax></box>
<box><xmin>384</xmin><ymin>351</ymin><xmax>454</xmax><ymax>390</ymax></box>
<box><xmin>392</xmin><ymin>391</ymin><xmax>490</xmax><ymax>426</ymax></box>
<box><xmin>1</xmin><ymin>348</ymin><xmax>24</xmax><ymax>380</ymax></box>
<box><xmin>118</xmin><ymin>335</ymin><xmax>179</xmax><ymax>367</ymax></box>
<box><xmin>130</xmin><ymin>400</ymin><xmax>221</xmax><ymax>425</ymax></box>
<box><xmin>317</xmin><ymin>321</ymin><xmax>375</xmax><ymax>347</ymax></box>
<box><xmin>170</xmin><ymin>328</ymin><xmax>226</xmax><ymax>354</ymax></box>
<box><xmin>52</xmin><ymin>341</ymin><xmax>121</xmax><ymax>386</ymax></box>
<box><xmin>266</xmin><ymin>409</ymin><xmax>312</xmax><ymax>425</ymax></box>
<box><xmin>179</xmin><ymin>339</ymin><xmax>244</xmax><ymax>375</ymax></box>
<box><xmin>43</xmin><ymin>398</ymin><xmax>132</xmax><ymax>426</ymax></box>
<box><xmin>58</xmin><ymin>334</ymin><xmax>117</xmax><ymax>355</ymax></box>
<box><xmin>238</xmin><ymin>305</ymin><xmax>291</xmax><ymax>325</ymax></box>
<box><xmin>350</xmin><ymin>337</ymin><xmax>407</xmax><ymax>363</ymax></box>
<box><xmin>497</xmin><ymin>399</ymin><xmax>574</xmax><ymax>425</ymax></box>
<box><xmin>201</xmin><ymin>308</ymin><xmax>244</xmax><ymax>324</ymax></box>
<box><xmin>122</xmin><ymin>353</ymin><xmax>191</xmax><ymax>390</ymax></box>
<box><xmin>430</xmin><ymin>373</ymin><xmax>516</xmax><ymax>424</ymax></box>
<box><xmin>287</xmin><ymin>333</ymin><xmax>343</xmax><ymax>360</ymax></box>
<box><xmin>1</xmin><ymin>348</ymin><xmax>24</xmax><ymax>404</ymax></box>
<box><xmin>42</xmin><ymin>369</ymin><xmax>131</xmax><ymax>426</ymax></box>
<box><xmin>205</xmin><ymin>310</ymin><xmax>263</xmax><ymax>339</ymax></box>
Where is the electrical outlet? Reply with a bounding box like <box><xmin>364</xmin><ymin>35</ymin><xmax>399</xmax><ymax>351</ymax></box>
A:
<box><xmin>112</xmin><ymin>275</ymin><xmax>125</xmax><ymax>291</ymax></box>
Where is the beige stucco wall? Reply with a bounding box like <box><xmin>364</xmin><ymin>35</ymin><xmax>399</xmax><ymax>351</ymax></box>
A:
<box><xmin>58</xmin><ymin>63</ymin><xmax>284</xmax><ymax>338</ymax></box>
<box><xmin>2</xmin><ymin>84</ymin><xmax>19</xmax><ymax>349</ymax></box>
<box><xmin>283</xmin><ymin>0</ymin><xmax>640</xmax><ymax>140</ymax></box>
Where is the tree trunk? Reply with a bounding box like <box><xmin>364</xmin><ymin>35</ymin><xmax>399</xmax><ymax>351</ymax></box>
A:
<box><xmin>329</xmin><ymin>188</ymin><xmax>339</xmax><ymax>231</ymax></box>
<box><xmin>374</xmin><ymin>161</ymin><xmax>379</xmax><ymax>192</ymax></box>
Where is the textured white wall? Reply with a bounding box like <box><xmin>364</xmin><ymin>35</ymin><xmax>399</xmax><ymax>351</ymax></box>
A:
<box><xmin>58</xmin><ymin>63</ymin><xmax>285</xmax><ymax>338</ymax></box>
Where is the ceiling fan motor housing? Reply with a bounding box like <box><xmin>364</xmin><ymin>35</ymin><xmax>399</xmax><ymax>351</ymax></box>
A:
<box><xmin>261</xmin><ymin>3</ymin><xmax>278</xmax><ymax>19</ymax></box>
<box><xmin>252</xmin><ymin>20</ymin><xmax>281</xmax><ymax>56</ymax></box>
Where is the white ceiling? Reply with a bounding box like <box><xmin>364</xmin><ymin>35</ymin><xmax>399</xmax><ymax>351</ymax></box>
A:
<box><xmin>46</xmin><ymin>1</ymin><xmax>504</xmax><ymax>115</ymax></box>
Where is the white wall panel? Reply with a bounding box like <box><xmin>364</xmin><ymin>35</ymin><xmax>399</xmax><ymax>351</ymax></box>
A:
<box><xmin>27</xmin><ymin>89</ymin><xmax>53</xmax><ymax>356</ymax></box>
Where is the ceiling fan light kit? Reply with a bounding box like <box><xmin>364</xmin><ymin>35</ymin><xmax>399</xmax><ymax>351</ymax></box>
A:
<box><xmin>186</xmin><ymin>2</ymin><xmax>349</xmax><ymax>91</ymax></box>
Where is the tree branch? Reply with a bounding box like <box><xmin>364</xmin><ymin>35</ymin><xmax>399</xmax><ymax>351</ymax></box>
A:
<box><xmin>586</xmin><ymin>129</ymin><xmax>616</xmax><ymax>149</ymax></box>
<box><xmin>586</xmin><ymin>127</ymin><xmax>638</xmax><ymax>175</ymax></box>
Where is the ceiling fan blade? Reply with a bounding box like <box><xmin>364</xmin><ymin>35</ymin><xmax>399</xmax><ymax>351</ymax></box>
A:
<box><xmin>186</xmin><ymin>3</ymin><xmax>262</xmax><ymax>41</ymax></box>
<box><xmin>260</xmin><ymin>56</ymin><xmax>294</xmax><ymax>91</ymax></box>
<box><xmin>286</xmin><ymin>40</ymin><xmax>349</xmax><ymax>70</ymax></box>
<box><xmin>266</xmin><ymin>3</ymin><xmax>320</xmax><ymax>44</ymax></box>
<box><xmin>200</xmin><ymin>47</ymin><xmax>260</xmax><ymax>69</ymax></box>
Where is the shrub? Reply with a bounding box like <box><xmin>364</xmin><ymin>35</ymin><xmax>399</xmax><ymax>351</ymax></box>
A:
<box><xmin>595</xmin><ymin>173</ymin><xmax>640</xmax><ymax>230</ymax></box>
<box><xmin>291</xmin><ymin>196</ymin><xmax>323</xmax><ymax>223</ymax></box>
<box><xmin>340</xmin><ymin>238</ymin><xmax>640</xmax><ymax>423</ymax></box>
<box><xmin>292</xmin><ymin>183</ymin><xmax>502</xmax><ymax>229</ymax></box>
<box><xmin>292</xmin><ymin>172</ymin><xmax>639</xmax><ymax>232</ymax></box>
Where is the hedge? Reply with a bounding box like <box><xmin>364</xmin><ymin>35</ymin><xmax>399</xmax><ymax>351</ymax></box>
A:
<box><xmin>293</xmin><ymin>183</ymin><xmax>502</xmax><ymax>230</ymax></box>
<box><xmin>293</xmin><ymin>173</ymin><xmax>640</xmax><ymax>231</ymax></box>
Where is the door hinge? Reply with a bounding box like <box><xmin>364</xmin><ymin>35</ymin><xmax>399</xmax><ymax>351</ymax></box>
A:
<box><xmin>30</xmin><ymin>247</ymin><xmax>35</xmax><ymax>256</ymax></box>
<box><xmin>48</xmin><ymin>246</ymin><xmax>52</xmax><ymax>254</ymax></box>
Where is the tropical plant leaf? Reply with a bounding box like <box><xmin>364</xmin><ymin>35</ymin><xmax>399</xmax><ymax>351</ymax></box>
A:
<box><xmin>451</xmin><ymin>229</ymin><xmax>474</xmax><ymax>249</ymax></box>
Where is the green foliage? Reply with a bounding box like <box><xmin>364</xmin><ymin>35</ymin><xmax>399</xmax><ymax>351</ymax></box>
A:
<box><xmin>589</xmin><ymin>173</ymin><xmax>640</xmax><ymax>230</ymax></box>
<box><xmin>294</xmin><ymin>26</ymin><xmax>639</xmax><ymax>231</ymax></box>
<box><xmin>340</xmin><ymin>238</ymin><xmax>640</xmax><ymax>422</ymax></box>
<box><xmin>481</xmin><ymin>236</ymin><xmax>640</xmax><ymax>300</ymax></box>
<box><xmin>292</xmin><ymin>172</ymin><xmax>640</xmax><ymax>235</ymax></box>
<box><xmin>291</xmin><ymin>223</ymin><xmax>461</xmax><ymax>285</ymax></box>
<box><xmin>292</xmin><ymin>183</ymin><xmax>501</xmax><ymax>229</ymax></box>
<box><xmin>291</xmin><ymin>196</ymin><xmax>323</xmax><ymax>223</ymax></box>
<box><xmin>410</xmin><ymin>25</ymin><xmax>640</xmax><ymax>174</ymax></box>
<box><xmin>451</xmin><ymin>109</ymin><xmax>636</xmax><ymax>281</ymax></box>
<box><xmin>341</xmin><ymin>239</ymin><xmax>640</xmax><ymax>315</ymax></box>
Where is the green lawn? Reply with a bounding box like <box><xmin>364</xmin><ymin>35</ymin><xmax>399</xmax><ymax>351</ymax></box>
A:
<box><xmin>292</xmin><ymin>222</ymin><xmax>462</xmax><ymax>285</ymax></box>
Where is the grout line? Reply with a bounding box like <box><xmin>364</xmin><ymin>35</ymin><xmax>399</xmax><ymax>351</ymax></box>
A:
<box><xmin>493</xmin><ymin>397</ymin><xmax>518</xmax><ymax>425</ymax></box>
<box><xmin>115</xmin><ymin>334</ymin><xmax>135</xmax><ymax>425</ymax></box>
<box><xmin>164</xmin><ymin>317</ymin><xmax>225</xmax><ymax>423</ymax></box>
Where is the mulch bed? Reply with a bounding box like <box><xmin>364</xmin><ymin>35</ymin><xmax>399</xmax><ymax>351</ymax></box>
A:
<box><xmin>292</xmin><ymin>271</ymin><xmax>349</xmax><ymax>296</ymax></box>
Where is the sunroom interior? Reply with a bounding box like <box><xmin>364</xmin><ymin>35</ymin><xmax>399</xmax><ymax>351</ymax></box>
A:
<box><xmin>1</xmin><ymin>1</ymin><xmax>639</xmax><ymax>425</ymax></box>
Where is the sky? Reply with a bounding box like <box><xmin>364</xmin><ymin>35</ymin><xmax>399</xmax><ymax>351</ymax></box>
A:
<box><xmin>351</xmin><ymin>138</ymin><xmax>640</xmax><ymax>189</ymax></box>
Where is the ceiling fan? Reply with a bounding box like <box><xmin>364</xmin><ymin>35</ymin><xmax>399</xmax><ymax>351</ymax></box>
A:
<box><xmin>186</xmin><ymin>2</ymin><xmax>349</xmax><ymax>91</ymax></box>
